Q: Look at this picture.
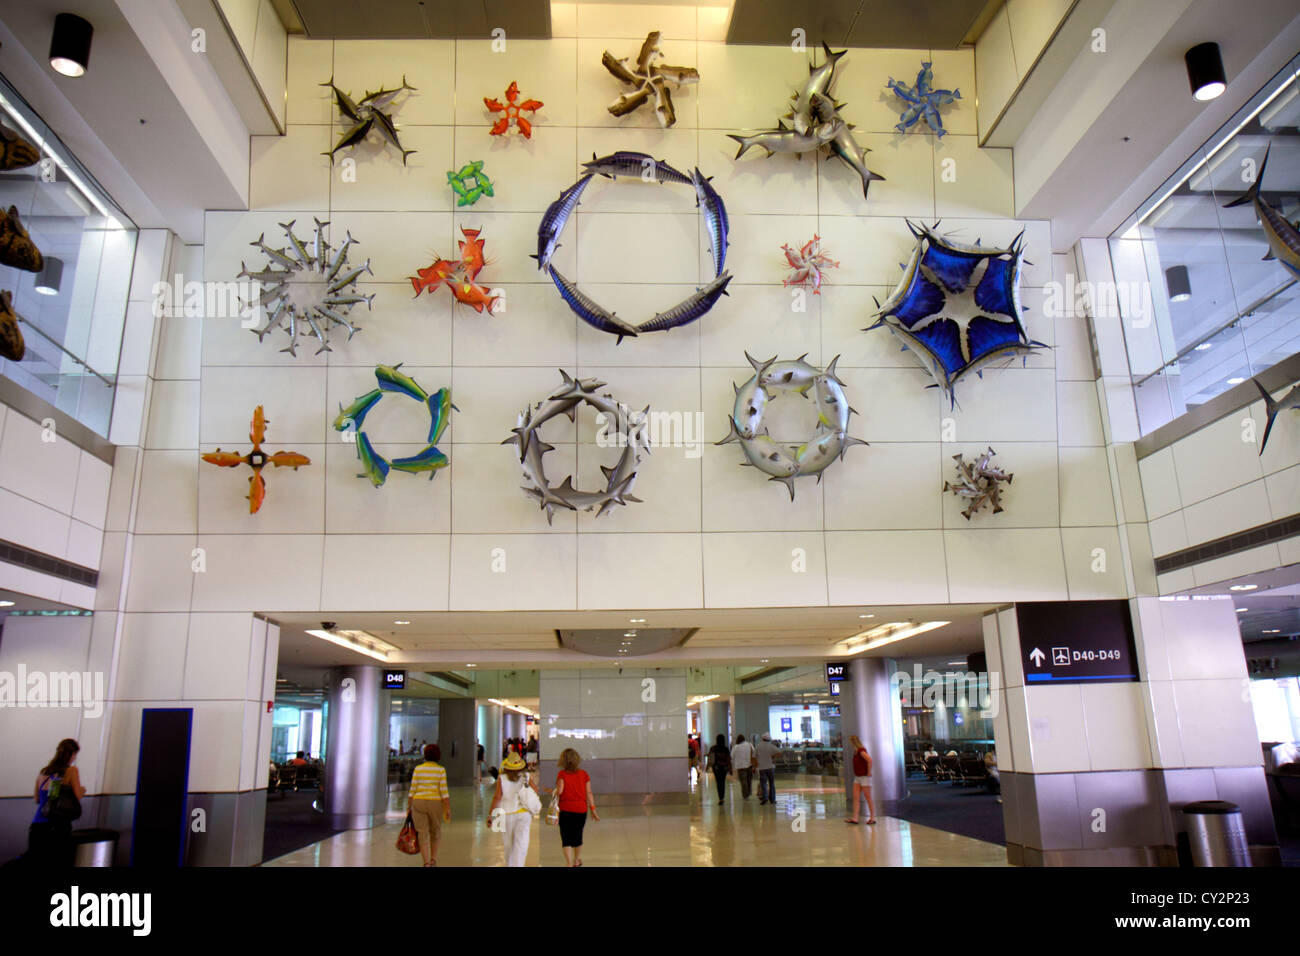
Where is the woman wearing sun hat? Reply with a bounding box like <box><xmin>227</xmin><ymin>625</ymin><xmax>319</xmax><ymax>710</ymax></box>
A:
<box><xmin>487</xmin><ymin>752</ymin><xmax>540</xmax><ymax>866</ymax></box>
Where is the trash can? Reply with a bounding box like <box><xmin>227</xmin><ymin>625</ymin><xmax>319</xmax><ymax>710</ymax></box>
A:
<box><xmin>71</xmin><ymin>828</ymin><xmax>119</xmax><ymax>867</ymax></box>
<box><xmin>1183</xmin><ymin>801</ymin><xmax>1251</xmax><ymax>867</ymax></box>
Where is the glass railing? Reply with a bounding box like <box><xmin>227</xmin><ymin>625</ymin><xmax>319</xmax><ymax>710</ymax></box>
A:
<box><xmin>1108</xmin><ymin>52</ymin><xmax>1300</xmax><ymax>436</ymax></box>
<box><xmin>0</xmin><ymin>71</ymin><xmax>136</xmax><ymax>438</ymax></box>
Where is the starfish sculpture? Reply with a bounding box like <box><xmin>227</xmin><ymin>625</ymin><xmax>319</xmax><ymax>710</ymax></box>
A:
<box><xmin>781</xmin><ymin>235</ymin><xmax>839</xmax><ymax>294</ymax></box>
<box><xmin>447</xmin><ymin>160</ymin><xmax>494</xmax><ymax>206</ymax></box>
<box><xmin>887</xmin><ymin>62</ymin><xmax>961</xmax><ymax>138</ymax></box>
<box><xmin>321</xmin><ymin>75</ymin><xmax>418</xmax><ymax>163</ymax></box>
<box><xmin>601</xmin><ymin>31</ymin><xmax>699</xmax><ymax>128</ymax></box>
<box><xmin>484</xmin><ymin>81</ymin><xmax>543</xmax><ymax>138</ymax></box>
<box><xmin>201</xmin><ymin>406</ymin><xmax>310</xmax><ymax>514</ymax></box>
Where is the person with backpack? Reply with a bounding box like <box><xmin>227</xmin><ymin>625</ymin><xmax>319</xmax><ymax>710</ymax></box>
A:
<box><xmin>706</xmin><ymin>733</ymin><xmax>731</xmax><ymax>805</ymax></box>
<box><xmin>28</xmin><ymin>738</ymin><xmax>85</xmax><ymax>866</ymax></box>
<box><xmin>845</xmin><ymin>735</ymin><xmax>876</xmax><ymax>825</ymax></box>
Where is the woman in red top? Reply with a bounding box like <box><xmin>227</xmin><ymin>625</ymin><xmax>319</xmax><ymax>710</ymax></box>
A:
<box><xmin>554</xmin><ymin>748</ymin><xmax>599</xmax><ymax>866</ymax></box>
<box><xmin>846</xmin><ymin>735</ymin><xmax>876</xmax><ymax>825</ymax></box>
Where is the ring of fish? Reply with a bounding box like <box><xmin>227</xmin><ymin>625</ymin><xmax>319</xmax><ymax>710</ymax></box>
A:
<box><xmin>534</xmin><ymin>151</ymin><xmax>732</xmax><ymax>342</ymax></box>
<box><xmin>716</xmin><ymin>352</ymin><xmax>867</xmax><ymax>501</ymax></box>
<box><xmin>503</xmin><ymin>370</ymin><xmax>650</xmax><ymax>524</ymax></box>
<box><xmin>331</xmin><ymin>364</ymin><xmax>455</xmax><ymax>488</ymax></box>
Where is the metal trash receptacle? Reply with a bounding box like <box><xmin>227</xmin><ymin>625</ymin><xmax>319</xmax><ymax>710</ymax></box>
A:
<box><xmin>1183</xmin><ymin>801</ymin><xmax>1251</xmax><ymax>867</ymax></box>
<box><xmin>71</xmin><ymin>828</ymin><xmax>119</xmax><ymax>867</ymax></box>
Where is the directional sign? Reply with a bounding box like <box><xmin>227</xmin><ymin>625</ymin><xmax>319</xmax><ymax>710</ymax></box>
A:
<box><xmin>1016</xmin><ymin>600</ymin><xmax>1139</xmax><ymax>685</ymax></box>
<box><xmin>383</xmin><ymin>670</ymin><xmax>407</xmax><ymax>690</ymax></box>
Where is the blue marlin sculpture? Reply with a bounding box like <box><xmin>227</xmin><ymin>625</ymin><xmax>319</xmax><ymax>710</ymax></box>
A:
<box><xmin>1224</xmin><ymin>144</ymin><xmax>1300</xmax><ymax>282</ymax></box>
<box><xmin>865</xmin><ymin>221</ymin><xmax>1047</xmax><ymax>407</ymax></box>
<box><xmin>887</xmin><ymin>62</ymin><xmax>961</xmax><ymax>138</ymax></box>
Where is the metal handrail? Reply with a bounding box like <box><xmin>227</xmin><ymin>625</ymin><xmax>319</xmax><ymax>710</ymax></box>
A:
<box><xmin>13</xmin><ymin>313</ymin><xmax>115</xmax><ymax>388</ymax></box>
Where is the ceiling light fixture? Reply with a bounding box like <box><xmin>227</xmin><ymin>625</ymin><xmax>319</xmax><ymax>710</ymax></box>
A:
<box><xmin>858</xmin><ymin>614</ymin><xmax>874</xmax><ymax>619</ymax></box>
<box><xmin>34</xmin><ymin>257</ymin><xmax>64</xmax><ymax>296</ymax></box>
<box><xmin>0</xmin><ymin>600</ymin><xmax>14</xmax><ymax>608</ymax></box>
<box><xmin>1194</xmin><ymin>342</ymin><xmax>1212</xmax><ymax>351</ymax></box>
<box><xmin>305</xmin><ymin>628</ymin><xmax>400</xmax><ymax>662</ymax></box>
<box><xmin>489</xmin><ymin>697</ymin><xmax>532</xmax><ymax>716</ymax></box>
<box><xmin>50</xmin><ymin>13</ymin><xmax>94</xmax><ymax>78</ymax></box>
<box><xmin>1236</xmin><ymin>607</ymin><xmax>1248</xmax><ymax>613</ymax></box>
<box><xmin>1165</xmin><ymin>265</ymin><xmax>1191</xmax><ymax>303</ymax></box>
<box><xmin>1262</xmin><ymin>628</ymin><xmax>1281</xmax><ymax>634</ymax></box>
<box><xmin>1229</xmin><ymin>584</ymin><xmax>1258</xmax><ymax>591</ymax></box>
<box><xmin>394</xmin><ymin>620</ymin><xmax>410</xmax><ymax>625</ymax></box>
<box><xmin>841</xmin><ymin>620</ymin><xmax>949</xmax><ymax>655</ymax></box>
<box><xmin>629</xmin><ymin>618</ymin><xmax>646</xmax><ymax>623</ymax></box>
<box><xmin>1227</xmin><ymin>377</ymin><xmax>1245</xmax><ymax>385</ymax></box>
<box><xmin>1185</xmin><ymin>42</ymin><xmax>1227</xmax><ymax>102</ymax></box>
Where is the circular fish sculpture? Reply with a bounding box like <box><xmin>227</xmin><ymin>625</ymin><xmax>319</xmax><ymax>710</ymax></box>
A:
<box><xmin>332</xmin><ymin>365</ymin><xmax>455</xmax><ymax>487</ymax></box>
<box><xmin>717</xmin><ymin>352</ymin><xmax>866</xmax><ymax>500</ymax></box>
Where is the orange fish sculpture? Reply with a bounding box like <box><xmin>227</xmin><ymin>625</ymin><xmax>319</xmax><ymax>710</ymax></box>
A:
<box><xmin>201</xmin><ymin>405</ymin><xmax>311</xmax><ymax>514</ymax></box>
<box><xmin>484</xmin><ymin>82</ymin><xmax>543</xmax><ymax>138</ymax></box>
<box><xmin>408</xmin><ymin>226</ymin><xmax>500</xmax><ymax>314</ymax></box>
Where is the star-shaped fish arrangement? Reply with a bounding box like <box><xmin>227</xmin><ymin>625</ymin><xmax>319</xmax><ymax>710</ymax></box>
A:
<box><xmin>321</xmin><ymin>75</ymin><xmax>418</xmax><ymax>164</ymax></box>
<box><xmin>887</xmin><ymin>61</ymin><xmax>961</xmax><ymax>138</ymax></box>
<box><xmin>601</xmin><ymin>31</ymin><xmax>699</xmax><ymax>128</ymax></box>
<box><xmin>484</xmin><ymin>81</ymin><xmax>543</xmax><ymax>138</ymax></box>
<box><xmin>201</xmin><ymin>406</ymin><xmax>310</xmax><ymax>514</ymax></box>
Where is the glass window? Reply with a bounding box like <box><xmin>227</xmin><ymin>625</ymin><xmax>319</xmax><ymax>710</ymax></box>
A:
<box><xmin>1108</xmin><ymin>55</ymin><xmax>1300</xmax><ymax>435</ymax></box>
<box><xmin>0</xmin><ymin>72</ymin><xmax>136</xmax><ymax>437</ymax></box>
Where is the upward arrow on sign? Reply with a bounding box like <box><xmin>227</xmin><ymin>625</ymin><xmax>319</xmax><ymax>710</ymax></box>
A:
<box><xmin>1029</xmin><ymin>647</ymin><xmax>1046</xmax><ymax>667</ymax></box>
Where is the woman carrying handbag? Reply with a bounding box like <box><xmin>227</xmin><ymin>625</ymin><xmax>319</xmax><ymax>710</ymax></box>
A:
<box><xmin>487</xmin><ymin>753</ymin><xmax>541</xmax><ymax>866</ymax></box>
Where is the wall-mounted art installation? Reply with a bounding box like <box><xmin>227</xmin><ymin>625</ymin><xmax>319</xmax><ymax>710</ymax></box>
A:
<box><xmin>1224</xmin><ymin>145</ymin><xmax>1300</xmax><ymax>282</ymax></box>
<box><xmin>0</xmin><ymin>204</ymin><xmax>44</xmax><ymax>272</ymax></box>
<box><xmin>238</xmin><ymin>218</ymin><xmax>372</xmax><ymax>356</ymax></box>
<box><xmin>321</xmin><ymin>75</ymin><xmax>417</xmax><ymax>164</ymax></box>
<box><xmin>484</xmin><ymin>82</ymin><xmax>543</xmax><ymax>138</ymax></box>
<box><xmin>202</xmin><ymin>406</ymin><xmax>311</xmax><ymax>514</ymax></box>
<box><xmin>332</xmin><ymin>364</ymin><xmax>455</xmax><ymax>487</ymax></box>
<box><xmin>601</xmin><ymin>30</ymin><xmax>699</xmax><ymax>128</ymax></box>
<box><xmin>887</xmin><ymin>62</ymin><xmax>961</xmax><ymax>138</ymax></box>
<box><xmin>536</xmin><ymin>154</ymin><xmax>731</xmax><ymax>342</ymax></box>
<box><xmin>781</xmin><ymin>235</ymin><xmax>838</xmax><ymax>294</ymax></box>
<box><xmin>409</xmin><ymin>226</ymin><xmax>500</xmax><ymax>314</ymax></box>
<box><xmin>728</xmin><ymin>44</ymin><xmax>884</xmax><ymax>200</ymax></box>
<box><xmin>504</xmin><ymin>370</ymin><xmax>649</xmax><ymax>524</ymax></box>
<box><xmin>1251</xmin><ymin>378</ymin><xmax>1299</xmax><ymax>456</ymax></box>
<box><xmin>448</xmin><ymin>159</ymin><xmax>494</xmax><ymax>206</ymax></box>
<box><xmin>0</xmin><ymin>124</ymin><xmax>40</xmax><ymax>171</ymax></box>
<box><xmin>866</xmin><ymin>221</ymin><xmax>1045</xmax><ymax>407</ymax></box>
<box><xmin>944</xmin><ymin>447</ymin><xmax>1012</xmax><ymax>519</ymax></box>
<box><xmin>717</xmin><ymin>352</ymin><xmax>866</xmax><ymax>500</ymax></box>
<box><xmin>0</xmin><ymin>289</ymin><xmax>22</xmax><ymax>361</ymax></box>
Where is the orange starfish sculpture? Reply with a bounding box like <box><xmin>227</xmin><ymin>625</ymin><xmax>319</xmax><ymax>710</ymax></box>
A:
<box><xmin>484</xmin><ymin>81</ymin><xmax>543</xmax><ymax>138</ymax></box>
<box><xmin>201</xmin><ymin>406</ymin><xmax>311</xmax><ymax>514</ymax></box>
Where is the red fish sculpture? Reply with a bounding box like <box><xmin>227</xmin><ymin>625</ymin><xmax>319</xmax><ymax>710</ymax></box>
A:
<box><xmin>484</xmin><ymin>82</ymin><xmax>543</xmax><ymax>138</ymax></box>
<box><xmin>201</xmin><ymin>405</ymin><xmax>311</xmax><ymax>514</ymax></box>
<box><xmin>409</xmin><ymin>226</ymin><xmax>500</xmax><ymax>314</ymax></box>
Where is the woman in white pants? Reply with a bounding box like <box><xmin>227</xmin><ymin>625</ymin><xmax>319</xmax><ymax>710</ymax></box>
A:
<box><xmin>488</xmin><ymin>752</ymin><xmax>539</xmax><ymax>866</ymax></box>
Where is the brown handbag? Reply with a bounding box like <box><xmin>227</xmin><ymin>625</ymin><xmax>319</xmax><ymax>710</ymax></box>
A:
<box><xmin>396</xmin><ymin>811</ymin><xmax>420</xmax><ymax>855</ymax></box>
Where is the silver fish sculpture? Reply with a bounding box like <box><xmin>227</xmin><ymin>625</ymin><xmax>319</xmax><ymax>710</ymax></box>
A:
<box><xmin>727</xmin><ymin>119</ymin><xmax>843</xmax><ymax>160</ymax></box>
<box><xmin>788</xmin><ymin>43</ymin><xmax>846</xmax><ymax>134</ymax></box>
<box><xmin>582</xmin><ymin>150</ymin><xmax>691</xmax><ymax>185</ymax></box>
<box><xmin>547</xmin><ymin>265</ymin><xmax>640</xmax><ymax>343</ymax></box>
<box><xmin>692</xmin><ymin>167</ymin><xmax>729</xmax><ymax>278</ymax></box>
<box><xmin>1252</xmin><ymin>378</ymin><xmax>1300</xmax><ymax>455</ymax></box>
<box><xmin>1224</xmin><ymin>144</ymin><xmax>1300</xmax><ymax>282</ymax></box>
<box><xmin>533</xmin><ymin>173</ymin><xmax>594</xmax><ymax>271</ymax></box>
<box><xmin>321</xmin><ymin>75</ymin><xmax>418</xmax><ymax>165</ymax></box>
<box><xmin>638</xmin><ymin>272</ymin><xmax>732</xmax><ymax>335</ymax></box>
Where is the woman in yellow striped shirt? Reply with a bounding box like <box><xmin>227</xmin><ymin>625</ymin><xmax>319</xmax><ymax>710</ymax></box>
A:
<box><xmin>407</xmin><ymin>743</ymin><xmax>451</xmax><ymax>866</ymax></box>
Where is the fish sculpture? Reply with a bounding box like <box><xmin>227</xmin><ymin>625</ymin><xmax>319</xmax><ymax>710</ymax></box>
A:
<box><xmin>321</xmin><ymin>75</ymin><xmax>418</xmax><ymax>164</ymax></box>
<box><xmin>533</xmin><ymin>173</ymin><xmax>594</xmax><ymax>271</ymax></box>
<box><xmin>728</xmin><ymin>44</ymin><xmax>884</xmax><ymax>201</ymax></box>
<box><xmin>1251</xmin><ymin>378</ymin><xmax>1300</xmax><ymax>456</ymax></box>
<box><xmin>866</xmin><ymin>220</ymin><xmax>1046</xmax><ymax>407</ymax></box>
<box><xmin>887</xmin><ymin>62</ymin><xmax>961</xmax><ymax>138</ymax></box>
<box><xmin>335</xmin><ymin>367</ymin><xmax>456</xmax><ymax>487</ymax></box>
<box><xmin>602</xmin><ymin>31</ymin><xmax>699</xmax><ymax>128</ymax></box>
<box><xmin>484</xmin><ymin>81</ymin><xmax>543</xmax><ymax>138</ymax></box>
<box><xmin>408</xmin><ymin>226</ymin><xmax>500</xmax><ymax>314</ymax></box>
<box><xmin>447</xmin><ymin>160</ymin><xmax>494</xmax><ymax>207</ymax></box>
<box><xmin>944</xmin><ymin>447</ymin><xmax>1012</xmax><ymax>519</ymax></box>
<box><xmin>0</xmin><ymin>288</ymin><xmax>23</xmax><ymax>363</ymax></box>
<box><xmin>505</xmin><ymin>371</ymin><xmax>650</xmax><ymax>524</ymax></box>
<box><xmin>200</xmin><ymin>406</ymin><xmax>311</xmax><ymax>514</ymax></box>
<box><xmin>538</xmin><ymin>159</ymin><xmax>732</xmax><ymax>338</ymax></box>
<box><xmin>717</xmin><ymin>353</ymin><xmax>865</xmax><ymax>500</ymax></box>
<box><xmin>1224</xmin><ymin>145</ymin><xmax>1300</xmax><ymax>282</ymax></box>
<box><xmin>782</xmin><ymin>235</ymin><xmax>839</xmax><ymax>294</ymax></box>
<box><xmin>239</xmin><ymin>218</ymin><xmax>371</xmax><ymax>356</ymax></box>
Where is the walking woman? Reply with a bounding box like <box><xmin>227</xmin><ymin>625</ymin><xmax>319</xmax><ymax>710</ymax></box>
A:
<box><xmin>488</xmin><ymin>752</ymin><xmax>539</xmax><ymax>866</ymax></box>
<box><xmin>706</xmin><ymin>733</ymin><xmax>731</xmax><ymax>805</ymax></box>
<box><xmin>407</xmin><ymin>743</ymin><xmax>451</xmax><ymax>866</ymax></box>
<box><xmin>29</xmin><ymin>738</ymin><xmax>84</xmax><ymax>866</ymax></box>
<box><xmin>554</xmin><ymin>748</ymin><xmax>599</xmax><ymax>867</ymax></box>
<box><xmin>845</xmin><ymin>735</ymin><xmax>876</xmax><ymax>825</ymax></box>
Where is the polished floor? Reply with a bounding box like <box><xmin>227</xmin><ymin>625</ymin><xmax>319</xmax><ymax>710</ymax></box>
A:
<box><xmin>261</xmin><ymin>772</ymin><xmax>1008</xmax><ymax>867</ymax></box>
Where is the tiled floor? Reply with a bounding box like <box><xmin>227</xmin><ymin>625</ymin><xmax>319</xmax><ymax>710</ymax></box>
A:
<box><xmin>262</xmin><ymin>772</ymin><xmax>1008</xmax><ymax>867</ymax></box>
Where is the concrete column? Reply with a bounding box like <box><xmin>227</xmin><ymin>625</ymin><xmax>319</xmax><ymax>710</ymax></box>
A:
<box><xmin>840</xmin><ymin>657</ymin><xmax>904</xmax><ymax>814</ymax></box>
<box><xmin>477</xmin><ymin>701</ymin><xmax>502</xmax><ymax>767</ymax></box>
<box><xmin>732</xmin><ymin>693</ymin><xmax>770</xmax><ymax>744</ymax></box>
<box><xmin>503</xmin><ymin>710</ymin><xmax>525</xmax><ymax>743</ymax></box>
<box><xmin>700</xmin><ymin>699</ymin><xmax>730</xmax><ymax>751</ymax></box>
<box><xmin>438</xmin><ymin>698</ymin><xmax>477</xmax><ymax>786</ymax></box>
<box><xmin>323</xmin><ymin>665</ymin><xmax>390</xmax><ymax>830</ymax></box>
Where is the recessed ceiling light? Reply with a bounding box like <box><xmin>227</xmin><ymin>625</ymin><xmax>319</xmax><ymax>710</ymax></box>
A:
<box><xmin>760</xmin><ymin>658</ymin><xmax>769</xmax><ymax>663</ymax></box>
<box><xmin>1227</xmin><ymin>377</ymin><xmax>1245</xmax><ymax>385</ymax></box>
<box><xmin>1236</xmin><ymin>607</ymin><xmax>1248</xmax><ymax>613</ymax></box>
<box><xmin>630</xmin><ymin>618</ymin><xmax>646</xmax><ymax>623</ymax></box>
<box><xmin>466</xmin><ymin>663</ymin><xmax>477</xmax><ymax>668</ymax></box>
<box><xmin>859</xmin><ymin>614</ymin><xmax>874</xmax><ymax>619</ymax></box>
<box><xmin>1263</xmin><ymin>628</ymin><xmax>1281</xmax><ymax>634</ymax></box>
<box><xmin>1229</xmin><ymin>584</ymin><xmax>1258</xmax><ymax>591</ymax></box>
<box><xmin>394</xmin><ymin>620</ymin><xmax>411</xmax><ymax>625</ymax></box>
<box><xmin>1193</xmin><ymin>342</ymin><xmax>1212</xmax><ymax>351</ymax></box>
<box><xmin>0</xmin><ymin>600</ymin><xmax>14</xmax><ymax>608</ymax></box>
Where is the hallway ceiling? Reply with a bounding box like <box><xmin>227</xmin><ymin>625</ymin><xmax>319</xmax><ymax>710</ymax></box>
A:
<box><xmin>281</xmin><ymin>0</ymin><xmax>552</xmax><ymax>38</ymax></box>
<box><xmin>725</xmin><ymin>0</ymin><xmax>997</xmax><ymax>49</ymax></box>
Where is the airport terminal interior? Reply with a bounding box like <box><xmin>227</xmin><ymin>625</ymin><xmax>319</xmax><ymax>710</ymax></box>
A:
<box><xmin>1</xmin><ymin>0</ymin><xmax>1300</xmax><ymax>871</ymax></box>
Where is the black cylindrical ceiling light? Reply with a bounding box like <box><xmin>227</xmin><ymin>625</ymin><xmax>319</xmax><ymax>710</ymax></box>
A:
<box><xmin>49</xmin><ymin>13</ymin><xmax>93</xmax><ymax>78</ymax></box>
<box><xmin>1185</xmin><ymin>42</ymin><xmax>1226</xmax><ymax>102</ymax></box>
<box><xmin>35</xmin><ymin>257</ymin><xmax>64</xmax><ymax>296</ymax></box>
<box><xmin>1165</xmin><ymin>264</ymin><xmax>1191</xmax><ymax>302</ymax></box>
